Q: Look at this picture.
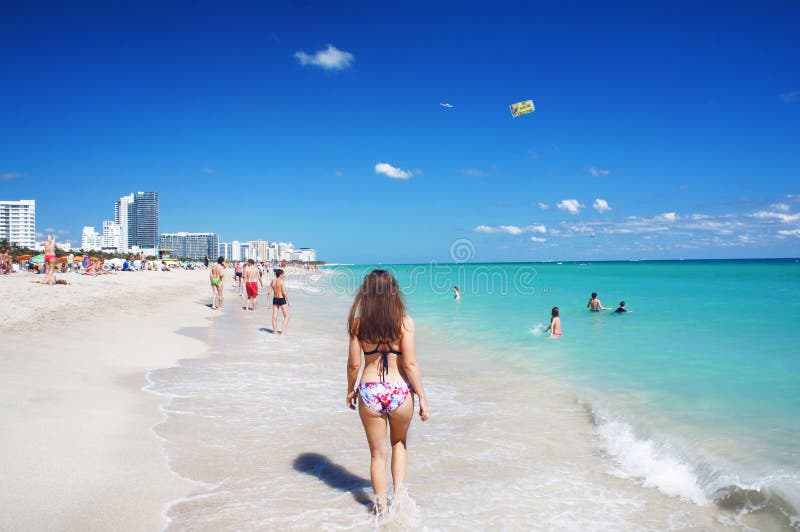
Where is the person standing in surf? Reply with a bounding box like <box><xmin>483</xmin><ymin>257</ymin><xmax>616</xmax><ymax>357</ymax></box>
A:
<box><xmin>346</xmin><ymin>269</ymin><xmax>429</xmax><ymax>516</ymax></box>
<box><xmin>544</xmin><ymin>306</ymin><xmax>562</xmax><ymax>337</ymax></box>
<box><xmin>587</xmin><ymin>292</ymin><xmax>610</xmax><ymax>311</ymax></box>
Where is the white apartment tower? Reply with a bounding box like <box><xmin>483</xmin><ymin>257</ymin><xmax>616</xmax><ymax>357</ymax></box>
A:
<box><xmin>114</xmin><ymin>193</ymin><xmax>134</xmax><ymax>253</ymax></box>
<box><xmin>102</xmin><ymin>220</ymin><xmax>122</xmax><ymax>252</ymax></box>
<box><xmin>81</xmin><ymin>226</ymin><xmax>102</xmax><ymax>251</ymax></box>
<box><xmin>0</xmin><ymin>199</ymin><xmax>36</xmax><ymax>248</ymax></box>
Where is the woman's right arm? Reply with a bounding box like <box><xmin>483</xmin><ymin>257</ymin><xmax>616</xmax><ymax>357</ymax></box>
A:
<box><xmin>400</xmin><ymin>316</ymin><xmax>429</xmax><ymax>421</ymax></box>
<box><xmin>346</xmin><ymin>335</ymin><xmax>362</xmax><ymax>409</ymax></box>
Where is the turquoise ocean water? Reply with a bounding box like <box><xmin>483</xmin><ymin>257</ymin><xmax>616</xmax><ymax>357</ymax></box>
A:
<box><xmin>325</xmin><ymin>259</ymin><xmax>800</xmax><ymax>524</ymax></box>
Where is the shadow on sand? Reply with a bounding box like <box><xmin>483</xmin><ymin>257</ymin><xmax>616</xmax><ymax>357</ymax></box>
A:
<box><xmin>293</xmin><ymin>453</ymin><xmax>372</xmax><ymax>507</ymax></box>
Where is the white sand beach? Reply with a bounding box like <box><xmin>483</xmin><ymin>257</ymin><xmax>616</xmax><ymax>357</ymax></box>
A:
<box><xmin>0</xmin><ymin>269</ymin><xmax>213</xmax><ymax>530</ymax></box>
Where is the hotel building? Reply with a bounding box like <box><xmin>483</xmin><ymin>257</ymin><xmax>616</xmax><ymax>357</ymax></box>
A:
<box><xmin>0</xmin><ymin>199</ymin><xmax>36</xmax><ymax>249</ymax></box>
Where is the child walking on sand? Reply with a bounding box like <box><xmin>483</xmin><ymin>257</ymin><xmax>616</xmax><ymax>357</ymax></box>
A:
<box><xmin>545</xmin><ymin>306</ymin><xmax>561</xmax><ymax>338</ymax></box>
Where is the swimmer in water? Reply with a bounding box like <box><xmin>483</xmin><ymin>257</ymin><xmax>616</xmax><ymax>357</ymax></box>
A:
<box><xmin>453</xmin><ymin>286</ymin><xmax>461</xmax><ymax>300</ymax></box>
<box><xmin>614</xmin><ymin>300</ymin><xmax>631</xmax><ymax>313</ymax></box>
<box><xmin>544</xmin><ymin>306</ymin><xmax>561</xmax><ymax>337</ymax></box>
<box><xmin>587</xmin><ymin>292</ymin><xmax>610</xmax><ymax>312</ymax></box>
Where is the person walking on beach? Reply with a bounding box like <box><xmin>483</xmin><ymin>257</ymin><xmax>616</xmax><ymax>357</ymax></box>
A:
<box><xmin>587</xmin><ymin>292</ymin><xmax>610</xmax><ymax>311</ymax></box>
<box><xmin>43</xmin><ymin>235</ymin><xmax>57</xmax><ymax>285</ymax></box>
<box><xmin>267</xmin><ymin>269</ymin><xmax>290</xmax><ymax>334</ymax></box>
<box><xmin>234</xmin><ymin>261</ymin><xmax>243</xmax><ymax>292</ymax></box>
<box><xmin>346</xmin><ymin>269</ymin><xmax>429</xmax><ymax>517</ymax></box>
<box><xmin>545</xmin><ymin>306</ymin><xmax>562</xmax><ymax>337</ymax></box>
<box><xmin>210</xmin><ymin>256</ymin><xmax>225</xmax><ymax>310</ymax></box>
<box><xmin>242</xmin><ymin>259</ymin><xmax>263</xmax><ymax>311</ymax></box>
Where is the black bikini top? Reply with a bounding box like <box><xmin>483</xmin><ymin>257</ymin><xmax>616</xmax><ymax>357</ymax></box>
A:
<box><xmin>362</xmin><ymin>341</ymin><xmax>402</xmax><ymax>382</ymax></box>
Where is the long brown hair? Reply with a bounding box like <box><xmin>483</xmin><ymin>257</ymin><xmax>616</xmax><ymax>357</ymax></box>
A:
<box><xmin>347</xmin><ymin>269</ymin><xmax>406</xmax><ymax>343</ymax></box>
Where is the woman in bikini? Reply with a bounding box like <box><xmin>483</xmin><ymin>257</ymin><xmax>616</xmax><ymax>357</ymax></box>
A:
<box><xmin>346</xmin><ymin>269</ymin><xmax>429</xmax><ymax>516</ymax></box>
<box><xmin>43</xmin><ymin>235</ymin><xmax>57</xmax><ymax>285</ymax></box>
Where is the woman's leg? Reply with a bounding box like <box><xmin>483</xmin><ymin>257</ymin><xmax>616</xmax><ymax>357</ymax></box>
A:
<box><xmin>359</xmin><ymin>400</ymin><xmax>389</xmax><ymax>512</ymax></box>
<box><xmin>388</xmin><ymin>393</ymin><xmax>414</xmax><ymax>496</ymax></box>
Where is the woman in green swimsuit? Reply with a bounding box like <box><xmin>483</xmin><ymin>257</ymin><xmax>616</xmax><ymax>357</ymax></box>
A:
<box><xmin>209</xmin><ymin>256</ymin><xmax>225</xmax><ymax>310</ymax></box>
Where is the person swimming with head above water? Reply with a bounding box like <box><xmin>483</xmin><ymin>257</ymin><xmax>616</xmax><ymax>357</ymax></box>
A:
<box><xmin>346</xmin><ymin>269</ymin><xmax>429</xmax><ymax>517</ymax></box>
<box><xmin>614</xmin><ymin>300</ymin><xmax>632</xmax><ymax>313</ymax></box>
<box><xmin>587</xmin><ymin>292</ymin><xmax>610</xmax><ymax>312</ymax></box>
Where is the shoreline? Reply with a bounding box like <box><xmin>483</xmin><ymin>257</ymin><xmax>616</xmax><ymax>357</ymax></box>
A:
<box><xmin>151</xmin><ymin>273</ymin><xmax>787</xmax><ymax>529</ymax></box>
<box><xmin>2</xmin><ymin>267</ymin><xmax>794</xmax><ymax>529</ymax></box>
<box><xmin>0</xmin><ymin>269</ymin><xmax>214</xmax><ymax>530</ymax></box>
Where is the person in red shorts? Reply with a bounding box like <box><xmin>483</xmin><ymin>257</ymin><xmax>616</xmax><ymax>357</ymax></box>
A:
<box><xmin>243</xmin><ymin>259</ymin><xmax>263</xmax><ymax>311</ymax></box>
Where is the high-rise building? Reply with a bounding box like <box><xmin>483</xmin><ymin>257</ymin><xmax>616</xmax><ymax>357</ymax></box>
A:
<box><xmin>159</xmin><ymin>232</ymin><xmax>219</xmax><ymax>260</ymax></box>
<box><xmin>218</xmin><ymin>242</ymin><xmax>232</xmax><ymax>261</ymax></box>
<box><xmin>81</xmin><ymin>226</ymin><xmax>102</xmax><ymax>251</ymax></box>
<box><xmin>102</xmin><ymin>220</ymin><xmax>122</xmax><ymax>252</ymax></box>
<box><xmin>291</xmin><ymin>248</ymin><xmax>317</xmax><ymax>262</ymax></box>
<box><xmin>277</xmin><ymin>242</ymin><xmax>294</xmax><ymax>262</ymax></box>
<box><xmin>114</xmin><ymin>193</ymin><xmax>134</xmax><ymax>253</ymax></box>
<box><xmin>131</xmin><ymin>192</ymin><xmax>159</xmax><ymax>250</ymax></box>
<box><xmin>249</xmin><ymin>240</ymin><xmax>270</xmax><ymax>261</ymax></box>
<box><xmin>231</xmin><ymin>240</ymin><xmax>241</xmax><ymax>261</ymax></box>
<box><xmin>115</xmin><ymin>191</ymin><xmax>159</xmax><ymax>252</ymax></box>
<box><xmin>0</xmin><ymin>199</ymin><xmax>36</xmax><ymax>248</ymax></box>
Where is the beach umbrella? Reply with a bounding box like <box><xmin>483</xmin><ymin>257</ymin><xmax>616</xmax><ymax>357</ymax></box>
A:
<box><xmin>56</xmin><ymin>256</ymin><xmax>68</xmax><ymax>263</ymax></box>
<box><xmin>15</xmin><ymin>254</ymin><xmax>32</xmax><ymax>261</ymax></box>
<box><xmin>29</xmin><ymin>254</ymin><xmax>44</xmax><ymax>264</ymax></box>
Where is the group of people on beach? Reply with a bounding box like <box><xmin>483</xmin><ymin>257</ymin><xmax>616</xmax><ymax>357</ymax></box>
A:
<box><xmin>208</xmin><ymin>257</ymin><xmax>291</xmax><ymax>335</ymax></box>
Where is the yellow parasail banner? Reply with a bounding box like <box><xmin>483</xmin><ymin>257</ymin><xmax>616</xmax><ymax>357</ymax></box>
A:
<box><xmin>509</xmin><ymin>99</ymin><xmax>535</xmax><ymax>118</ymax></box>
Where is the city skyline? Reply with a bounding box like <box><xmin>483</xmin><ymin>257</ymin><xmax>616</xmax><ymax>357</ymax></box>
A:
<box><xmin>1</xmin><ymin>3</ymin><xmax>798</xmax><ymax>263</ymax></box>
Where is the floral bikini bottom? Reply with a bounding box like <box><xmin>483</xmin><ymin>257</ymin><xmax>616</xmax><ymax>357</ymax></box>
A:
<box><xmin>358</xmin><ymin>381</ymin><xmax>412</xmax><ymax>414</ymax></box>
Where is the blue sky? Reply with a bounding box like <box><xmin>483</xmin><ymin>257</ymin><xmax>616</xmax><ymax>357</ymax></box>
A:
<box><xmin>1</xmin><ymin>0</ymin><xmax>798</xmax><ymax>263</ymax></box>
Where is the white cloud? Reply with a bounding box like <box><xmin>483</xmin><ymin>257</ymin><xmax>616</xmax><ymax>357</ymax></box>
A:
<box><xmin>751</xmin><ymin>210</ymin><xmax>800</xmax><ymax>223</ymax></box>
<box><xmin>779</xmin><ymin>91</ymin><xmax>800</xmax><ymax>103</ymax></box>
<box><xmin>457</xmin><ymin>168</ymin><xmax>489</xmax><ymax>177</ymax></box>
<box><xmin>475</xmin><ymin>224</ymin><xmax>547</xmax><ymax>236</ymax></box>
<box><xmin>525</xmin><ymin>224</ymin><xmax>547</xmax><ymax>234</ymax></box>
<box><xmin>588</xmin><ymin>166</ymin><xmax>610</xmax><ymax>177</ymax></box>
<box><xmin>375</xmin><ymin>162</ymin><xmax>413</xmax><ymax>180</ymax></box>
<box><xmin>655</xmin><ymin>212</ymin><xmax>678</xmax><ymax>222</ymax></box>
<box><xmin>593</xmin><ymin>198</ymin><xmax>612</xmax><ymax>213</ymax></box>
<box><xmin>530</xmin><ymin>236</ymin><xmax>547</xmax><ymax>243</ymax></box>
<box><xmin>1</xmin><ymin>172</ymin><xmax>26</xmax><ymax>180</ymax></box>
<box><xmin>475</xmin><ymin>225</ymin><xmax>520</xmax><ymax>235</ymax></box>
<box><xmin>778</xmin><ymin>229</ymin><xmax>800</xmax><ymax>237</ymax></box>
<box><xmin>537</xmin><ymin>202</ymin><xmax>549</xmax><ymax>209</ymax></box>
<box><xmin>770</xmin><ymin>203</ymin><xmax>790</xmax><ymax>212</ymax></box>
<box><xmin>557</xmin><ymin>199</ymin><xmax>584</xmax><ymax>215</ymax></box>
<box><xmin>295</xmin><ymin>44</ymin><xmax>354</xmax><ymax>70</ymax></box>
